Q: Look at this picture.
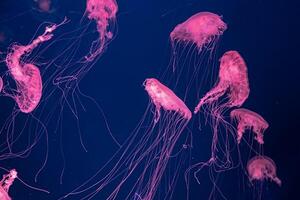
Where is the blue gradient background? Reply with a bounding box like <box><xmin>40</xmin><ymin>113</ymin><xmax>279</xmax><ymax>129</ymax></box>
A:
<box><xmin>0</xmin><ymin>0</ymin><xmax>298</xmax><ymax>199</ymax></box>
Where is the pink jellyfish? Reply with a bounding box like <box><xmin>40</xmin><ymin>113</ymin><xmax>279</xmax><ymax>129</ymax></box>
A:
<box><xmin>169</xmin><ymin>11</ymin><xmax>227</xmax><ymax>79</ymax></box>
<box><xmin>85</xmin><ymin>0</ymin><xmax>118</xmax><ymax>61</ymax></box>
<box><xmin>193</xmin><ymin>51</ymin><xmax>249</xmax><ymax>160</ymax></box>
<box><xmin>62</xmin><ymin>78</ymin><xmax>191</xmax><ymax>200</ymax></box>
<box><xmin>194</xmin><ymin>50</ymin><xmax>249</xmax><ymax>113</ymax></box>
<box><xmin>230</xmin><ymin>108</ymin><xmax>269</xmax><ymax>144</ymax></box>
<box><xmin>247</xmin><ymin>156</ymin><xmax>281</xmax><ymax>186</ymax></box>
<box><xmin>171</xmin><ymin>12</ymin><xmax>227</xmax><ymax>51</ymax></box>
<box><xmin>5</xmin><ymin>19</ymin><xmax>66</xmax><ymax>113</ymax></box>
<box><xmin>0</xmin><ymin>169</ymin><xmax>17</xmax><ymax>200</ymax></box>
<box><xmin>35</xmin><ymin>0</ymin><xmax>52</xmax><ymax>13</ymax></box>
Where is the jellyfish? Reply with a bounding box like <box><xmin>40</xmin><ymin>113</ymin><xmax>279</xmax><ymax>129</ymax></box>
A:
<box><xmin>5</xmin><ymin>19</ymin><xmax>66</xmax><ymax>113</ymax></box>
<box><xmin>28</xmin><ymin>0</ymin><xmax>62</xmax><ymax>22</ymax></box>
<box><xmin>230</xmin><ymin>108</ymin><xmax>269</xmax><ymax>144</ymax></box>
<box><xmin>62</xmin><ymin>78</ymin><xmax>191</xmax><ymax>200</ymax></box>
<box><xmin>166</xmin><ymin>12</ymin><xmax>227</xmax><ymax>101</ymax></box>
<box><xmin>0</xmin><ymin>169</ymin><xmax>17</xmax><ymax>200</ymax></box>
<box><xmin>194</xmin><ymin>50</ymin><xmax>249</xmax><ymax>158</ymax></box>
<box><xmin>85</xmin><ymin>0</ymin><xmax>118</xmax><ymax>61</ymax></box>
<box><xmin>170</xmin><ymin>12</ymin><xmax>227</xmax><ymax>51</ymax></box>
<box><xmin>247</xmin><ymin>156</ymin><xmax>281</xmax><ymax>186</ymax></box>
<box><xmin>194</xmin><ymin>50</ymin><xmax>249</xmax><ymax>114</ymax></box>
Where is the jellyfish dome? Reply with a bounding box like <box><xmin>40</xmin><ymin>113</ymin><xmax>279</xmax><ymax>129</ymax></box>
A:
<box><xmin>231</xmin><ymin>108</ymin><xmax>269</xmax><ymax>144</ymax></box>
<box><xmin>170</xmin><ymin>12</ymin><xmax>227</xmax><ymax>49</ymax></box>
<box><xmin>247</xmin><ymin>156</ymin><xmax>281</xmax><ymax>186</ymax></box>
<box><xmin>144</xmin><ymin>78</ymin><xmax>192</xmax><ymax>121</ymax></box>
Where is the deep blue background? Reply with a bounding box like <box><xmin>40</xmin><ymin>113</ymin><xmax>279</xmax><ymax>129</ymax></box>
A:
<box><xmin>0</xmin><ymin>0</ymin><xmax>298</xmax><ymax>199</ymax></box>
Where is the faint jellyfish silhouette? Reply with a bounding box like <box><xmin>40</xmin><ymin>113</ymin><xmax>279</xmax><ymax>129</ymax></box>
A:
<box><xmin>247</xmin><ymin>156</ymin><xmax>281</xmax><ymax>186</ymax></box>
<box><xmin>62</xmin><ymin>78</ymin><xmax>191</xmax><ymax>200</ymax></box>
<box><xmin>5</xmin><ymin>19</ymin><xmax>67</xmax><ymax>113</ymax></box>
<box><xmin>28</xmin><ymin>0</ymin><xmax>62</xmax><ymax>22</ymax></box>
<box><xmin>194</xmin><ymin>50</ymin><xmax>249</xmax><ymax>114</ymax></box>
<box><xmin>230</xmin><ymin>108</ymin><xmax>269</xmax><ymax>144</ymax></box>
<box><xmin>35</xmin><ymin>0</ymin><xmax>52</xmax><ymax>13</ymax></box>
<box><xmin>85</xmin><ymin>0</ymin><xmax>118</xmax><ymax>61</ymax></box>
<box><xmin>0</xmin><ymin>169</ymin><xmax>17</xmax><ymax>200</ymax></box>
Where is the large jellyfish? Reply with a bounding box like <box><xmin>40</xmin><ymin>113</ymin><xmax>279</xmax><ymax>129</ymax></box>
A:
<box><xmin>170</xmin><ymin>12</ymin><xmax>227</xmax><ymax>51</ymax></box>
<box><xmin>193</xmin><ymin>50</ymin><xmax>249</xmax><ymax>162</ymax></box>
<box><xmin>194</xmin><ymin>50</ymin><xmax>249</xmax><ymax>113</ymax></box>
<box><xmin>4</xmin><ymin>19</ymin><xmax>66</xmax><ymax>113</ymax></box>
<box><xmin>166</xmin><ymin>12</ymin><xmax>227</xmax><ymax>98</ymax></box>
<box><xmin>62</xmin><ymin>78</ymin><xmax>191</xmax><ymax>200</ymax></box>
<box><xmin>0</xmin><ymin>169</ymin><xmax>17</xmax><ymax>200</ymax></box>
<box><xmin>247</xmin><ymin>156</ymin><xmax>281</xmax><ymax>186</ymax></box>
<box><xmin>230</xmin><ymin>108</ymin><xmax>269</xmax><ymax>144</ymax></box>
<box><xmin>85</xmin><ymin>0</ymin><xmax>118</xmax><ymax>61</ymax></box>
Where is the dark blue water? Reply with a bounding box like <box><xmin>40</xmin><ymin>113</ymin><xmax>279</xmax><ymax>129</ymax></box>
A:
<box><xmin>0</xmin><ymin>0</ymin><xmax>298</xmax><ymax>199</ymax></box>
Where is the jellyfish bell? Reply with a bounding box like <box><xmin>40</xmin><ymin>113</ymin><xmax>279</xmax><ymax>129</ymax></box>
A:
<box><xmin>144</xmin><ymin>78</ymin><xmax>192</xmax><ymax>122</ymax></box>
<box><xmin>247</xmin><ymin>156</ymin><xmax>281</xmax><ymax>186</ymax></box>
<box><xmin>170</xmin><ymin>12</ymin><xmax>227</xmax><ymax>50</ymax></box>
<box><xmin>194</xmin><ymin>50</ymin><xmax>249</xmax><ymax>113</ymax></box>
<box><xmin>230</xmin><ymin>108</ymin><xmax>269</xmax><ymax>144</ymax></box>
<box><xmin>14</xmin><ymin>64</ymin><xmax>42</xmax><ymax>113</ymax></box>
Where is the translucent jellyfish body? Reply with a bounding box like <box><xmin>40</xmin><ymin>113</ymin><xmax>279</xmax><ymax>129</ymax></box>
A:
<box><xmin>5</xmin><ymin>21</ymin><xmax>63</xmax><ymax>113</ymax></box>
<box><xmin>0</xmin><ymin>169</ymin><xmax>17</xmax><ymax>200</ymax></box>
<box><xmin>170</xmin><ymin>12</ymin><xmax>227</xmax><ymax>49</ymax></box>
<box><xmin>144</xmin><ymin>78</ymin><xmax>192</xmax><ymax>121</ymax></box>
<box><xmin>231</xmin><ymin>108</ymin><xmax>269</xmax><ymax>144</ymax></box>
<box><xmin>62</xmin><ymin>78</ymin><xmax>191</xmax><ymax>200</ymax></box>
<box><xmin>194</xmin><ymin>50</ymin><xmax>249</xmax><ymax>113</ymax></box>
<box><xmin>247</xmin><ymin>156</ymin><xmax>281</xmax><ymax>186</ymax></box>
<box><xmin>85</xmin><ymin>0</ymin><xmax>118</xmax><ymax>61</ymax></box>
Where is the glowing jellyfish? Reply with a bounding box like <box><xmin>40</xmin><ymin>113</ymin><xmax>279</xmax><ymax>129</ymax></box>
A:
<box><xmin>5</xmin><ymin>20</ymin><xmax>66</xmax><ymax>113</ymax></box>
<box><xmin>85</xmin><ymin>0</ymin><xmax>118</xmax><ymax>61</ymax></box>
<box><xmin>230</xmin><ymin>108</ymin><xmax>269</xmax><ymax>144</ymax></box>
<box><xmin>0</xmin><ymin>169</ymin><xmax>17</xmax><ymax>200</ymax></box>
<box><xmin>62</xmin><ymin>78</ymin><xmax>191</xmax><ymax>199</ymax></box>
<box><xmin>194</xmin><ymin>50</ymin><xmax>249</xmax><ymax>113</ymax></box>
<box><xmin>171</xmin><ymin>12</ymin><xmax>227</xmax><ymax>50</ymax></box>
<box><xmin>247</xmin><ymin>156</ymin><xmax>281</xmax><ymax>186</ymax></box>
<box><xmin>145</xmin><ymin>78</ymin><xmax>192</xmax><ymax>122</ymax></box>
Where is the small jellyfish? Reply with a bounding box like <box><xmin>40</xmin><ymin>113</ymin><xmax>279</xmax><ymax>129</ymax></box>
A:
<box><xmin>230</xmin><ymin>108</ymin><xmax>269</xmax><ymax>144</ymax></box>
<box><xmin>85</xmin><ymin>0</ymin><xmax>118</xmax><ymax>61</ymax></box>
<box><xmin>0</xmin><ymin>169</ymin><xmax>17</xmax><ymax>200</ymax></box>
<box><xmin>194</xmin><ymin>50</ymin><xmax>249</xmax><ymax>113</ymax></box>
<box><xmin>170</xmin><ymin>12</ymin><xmax>227</xmax><ymax>50</ymax></box>
<box><xmin>62</xmin><ymin>78</ymin><xmax>191</xmax><ymax>200</ymax></box>
<box><xmin>247</xmin><ymin>156</ymin><xmax>281</xmax><ymax>186</ymax></box>
<box><xmin>5</xmin><ymin>19</ymin><xmax>66</xmax><ymax>113</ymax></box>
